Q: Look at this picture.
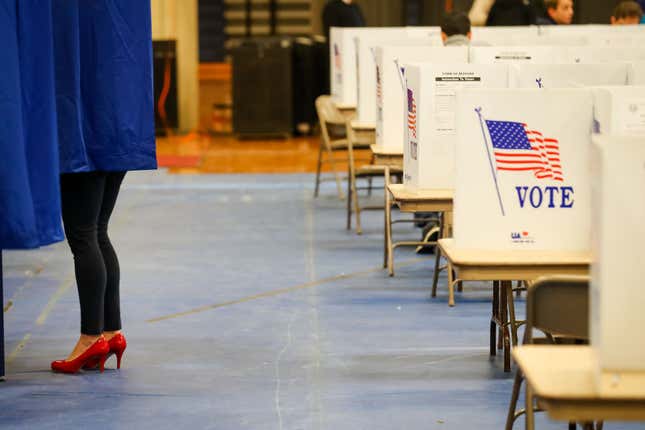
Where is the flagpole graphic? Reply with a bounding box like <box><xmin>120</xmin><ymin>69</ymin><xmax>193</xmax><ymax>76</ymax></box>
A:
<box><xmin>475</xmin><ymin>107</ymin><xmax>506</xmax><ymax>216</ymax></box>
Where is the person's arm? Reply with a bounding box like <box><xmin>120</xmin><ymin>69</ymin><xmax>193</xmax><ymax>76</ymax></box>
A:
<box><xmin>469</xmin><ymin>0</ymin><xmax>496</xmax><ymax>26</ymax></box>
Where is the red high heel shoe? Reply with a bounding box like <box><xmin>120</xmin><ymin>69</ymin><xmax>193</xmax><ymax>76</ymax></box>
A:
<box><xmin>51</xmin><ymin>336</ymin><xmax>110</xmax><ymax>374</ymax></box>
<box><xmin>84</xmin><ymin>333</ymin><xmax>127</xmax><ymax>370</ymax></box>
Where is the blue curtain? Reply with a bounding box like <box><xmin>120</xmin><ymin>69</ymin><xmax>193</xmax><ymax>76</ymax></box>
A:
<box><xmin>0</xmin><ymin>0</ymin><xmax>64</xmax><ymax>250</ymax></box>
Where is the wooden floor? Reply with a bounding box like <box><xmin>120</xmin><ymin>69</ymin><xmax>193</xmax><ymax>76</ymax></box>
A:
<box><xmin>156</xmin><ymin>133</ymin><xmax>354</xmax><ymax>174</ymax></box>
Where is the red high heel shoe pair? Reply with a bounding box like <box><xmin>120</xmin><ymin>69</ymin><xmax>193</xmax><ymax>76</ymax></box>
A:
<box><xmin>51</xmin><ymin>333</ymin><xmax>127</xmax><ymax>374</ymax></box>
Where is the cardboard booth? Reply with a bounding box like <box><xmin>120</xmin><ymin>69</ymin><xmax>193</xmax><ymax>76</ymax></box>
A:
<box><xmin>469</xmin><ymin>46</ymin><xmax>558</xmax><ymax>64</ymax></box>
<box><xmin>453</xmin><ymin>89</ymin><xmax>593</xmax><ymax>251</ymax></box>
<box><xmin>403</xmin><ymin>63</ymin><xmax>508</xmax><ymax>190</ymax></box>
<box><xmin>374</xmin><ymin>45</ymin><xmax>468</xmax><ymax>153</ymax></box>
<box><xmin>470</xmin><ymin>26</ymin><xmax>540</xmax><ymax>46</ymax></box>
<box><xmin>554</xmin><ymin>46</ymin><xmax>645</xmax><ymax>64</ymax></box>
<box><xmin>509</xmin><ymin>63</ymin><xmax>629</xmax><ymax>89</ymax></box>
<box><xmin>330</xmin><ymin>27</ymin><xmax>407</xmax><ymax>105</ymax></box>
<box><xmin>628</xmin><ymin>62</ymin><xmax>645</xmax><ymax>85</ymax></box>
<box><xmin>593</xmin><ymin>86</ymin><xmax>645</xmax><ymax>136</ymax></box>
<box><xmin>355</xmin><ymin>33</ymin><xmax>441</xmax><ymax>122</ymax></box>
<box><xmin>591</xmin><ymin>135</ymin><xmax>645</xmax><ymax>393</ymax></box>
<box><xmin>330</xmin><ymin>27</ymin><xmax>441</xmax><ymax>107</ymax></box>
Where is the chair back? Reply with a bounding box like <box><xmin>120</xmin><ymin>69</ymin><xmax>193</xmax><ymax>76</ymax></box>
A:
<box><xmin>315</xmin><ymin>95</ymin><xmax>346</xmax><ymax>126</ymax></box>
<box><xmin>524</xmin><ymin>275</ymin><xmax>589</xmax><ymax>344</ymax></box>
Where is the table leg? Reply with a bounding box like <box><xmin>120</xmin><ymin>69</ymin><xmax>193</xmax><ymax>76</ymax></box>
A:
<box><xmin>383</xmin><ymin>167</ymin><xmax>390</xmax><ymax>270</ymax></box>
<box><xmin>346</xmin><ymin>165</ymin><xmax>352</xmax><ymax>231</ymax></box>
<box><xmin>501</xmin><ymin>280</ymin><xmax>511</xmax><ymax>372</ymax></box>
<box><xmin>525</xmin><ymin>384</ymin><xmax>535</xmax><ymax>430</ymax></box>
<box><xmin>447</xmin><ymin>263</ymin><xmax>456</xmax><ymax>307</ymax></box>
<box><xmin>507</xmin><ymin>283</ymin><xmax>519</xmax><ymax>347</ymax></box>
<box><xmin>431</xmin><ymin>213</ymin><xmax>444</xmax><ymax>298</ymax></box>
<box><xmin>490</xmin><ymin>281</ymin><xmax>499</xmax><ymax>357</ymax></box>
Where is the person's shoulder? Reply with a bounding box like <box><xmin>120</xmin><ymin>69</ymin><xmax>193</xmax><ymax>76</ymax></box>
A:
<box><xmin>535</xmin><ymin>15</ymin><xmax>555</xmax><ymax>25</ymax></box>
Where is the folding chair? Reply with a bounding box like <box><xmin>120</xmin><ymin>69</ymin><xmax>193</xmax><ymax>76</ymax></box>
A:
<box><xmin>313</xmin><ymin>96</ymin><xmax>370</xmax><ymax>200</ymax></box>
<box><xmin>506</xmin><ymin>275</ymin><xmax>602</xmax><ymax>430</ymax></box>
<box><xmin>345</xmin><ymin>119</ymin><xmax>401</xmax><ymax>235</ymax></box>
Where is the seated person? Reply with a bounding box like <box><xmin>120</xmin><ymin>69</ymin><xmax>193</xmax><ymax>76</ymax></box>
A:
<box><xmin>611</xmin><ymin>1</ymin><xmax>643</xmax><ymax>25</ymax></box>
<box><xmin>537</xmin><ymin>0</ymin><xmax>574</xmax><ymax>25</ymax></box>
<box><xmin>486</xmin><ymin>0</ymin><xmax>536</xmax><ymax>26</ymax></box>
<box><xmin>441</xmin><ymin>12</ymin><xmax>472</xmax><ymax>46</ymax></box>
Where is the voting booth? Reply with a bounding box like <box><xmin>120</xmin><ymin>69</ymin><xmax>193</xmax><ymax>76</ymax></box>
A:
<box><xmin>453</xmin><ymin>89</ymin><xmax>593</xmax><ymax>251</ymax></box>
<box><xmin>403</xmin><ymin>63</ymin><xmax>508</xmax><ymax>190</ymax></box>
<box><xmin>509</xmin><ymin>63</ymin><xmax>628</xmax><ymax>89</ymax></box>
<box><xmin>355</xmin><ymin>33</ymin><xmax>441</xmax><ymax>122</ymax></box>
<box><xmin>469</xmin><ymin>46</ymin><xmax>558</xmax><ymax>65</ymax></box>
<box><xmin>330</xmin><ymin>27</ymin><xmax>441</xmax><ymax>107</ymax></box>
<box><xmin>330</xmin><ymin>27</ymin><xmax>406</xmax><ymax>105</ymax></box>
<box><xmin>554</xmin><ymin>46</ymin><xmax>645</xmax><ymax>64</ymax></box>
<box><xmin>470</xmin><ymin>26</ymin><xmax>540</xmax><ymax>46</ymax></box>
<box><xmin>374</xmin><ymin>46</ymin><xmax>468</xmax><ymax>153</ymax></box>
<box><xmin>593</xmin><ymin>86</ymin><xmax>645</xmax><ymax>136</ymax></box>
<box><xmin>628</xmin><ymin>62</ymin><xmax>645</xmax><ymax>85</ymax></box>
<box><xmin>591</xmin><ymin>136</ymin><xmax>645</xmax><ymax>394</ymax></box>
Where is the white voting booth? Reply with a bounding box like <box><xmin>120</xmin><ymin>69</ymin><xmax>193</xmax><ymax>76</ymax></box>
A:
<box><xmin>469</xmin><ymin>46</ymin><xmax>558</xmax><ymax>64</ymax></box>
<box><xmin>329</xmin><ymin>27</ymin><xmax>441</xmax><ymax>106</ymax></box>
<box><xmin>593</xmin><ymin>86</ymin><xmax>645</xmax><ymax>135</ymax></box>
<box><xmin>554</xmin><ymin>46</ymin><xmax>645</xmax><ymax>64</ymax></box>
<box><xmin>330</xmin><ymin>27</ymin><xmax>406</xmax><ymax>105</ymax></box>
<box><xmin>628</xmin><ymin>62</ymin><xmax>645</xmax><ymax>85</ymax></box>
<box><xmin>591</xmin><ymin>135</ymin><xmax>645</xmax><ymax>394</ymax></box>
<box><xmin>374</xmin><ymin>46</ymin><xmax>468</xmax><ymax>153</ymax></box>
<box><xmin>509</xmin><ymin>63</ymin><xmax>628</xmax><ymax>89</ymax></box>
<box><xmin>355</xmin><ymin>32</ymin><xmax>442</xmax><ymax>122</ymax></box>
<box><xmin>453</xmin><ymin>89</ymin><xmax>593</xmax><ymax>251</ymax></box>
<box><xmin>470</xmin><ymin>26</ymin><xmax>540</xmax><ymax>46</ymax></box>
<box><xmin>403</xmin><ymin>63</ymin><xmax>508</xmax><ymax>190</ymax></box>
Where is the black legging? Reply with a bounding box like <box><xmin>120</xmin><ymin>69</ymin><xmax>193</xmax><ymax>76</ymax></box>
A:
<box><xmin>60</xmin><ymin>171</ymin><xmax>126</xmax><ymax>335</ymax></box>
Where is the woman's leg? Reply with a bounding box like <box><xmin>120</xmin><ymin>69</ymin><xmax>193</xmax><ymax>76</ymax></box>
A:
<box><xmin>98</xmin><ymin>171</ymin><xmax>127</xmax><ymax>335</ymax></box>
<box><xmin>60</xmin><ymin>172</ymin><xmax>107</xmax><ymax>358</ymax></box>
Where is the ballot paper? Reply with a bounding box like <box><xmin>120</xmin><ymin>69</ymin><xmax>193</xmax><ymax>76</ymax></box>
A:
<box><xmin>433</xmin><ymin>73</ymin><xmax>485</xmax><ymax>135</ymax></box>
<box><xmin>591</xmin><ymin>136</ymin><xmax>645</xmax><ymax>384</ymax></box>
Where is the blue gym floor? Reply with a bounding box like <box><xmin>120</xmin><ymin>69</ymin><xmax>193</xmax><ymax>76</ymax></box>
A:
<box><xmin>1</xmin><ymin>171</ymin><xmax>643</xmax><ymax>429</ymax></box>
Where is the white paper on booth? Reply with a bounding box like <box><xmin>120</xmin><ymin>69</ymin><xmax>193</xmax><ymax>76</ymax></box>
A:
<box><xmin>434</xmin><ymin>73</ymin><xmax>485</xmax><ymax>136</ymax></box>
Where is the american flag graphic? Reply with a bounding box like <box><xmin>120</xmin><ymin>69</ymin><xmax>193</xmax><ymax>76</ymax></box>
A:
<box><xmin>485</xmin><ymin>120</ymin><xmax>563</xmax><ymax>181</ymax></box>
<box><xmin>407</xmin><ymin>89</ymin><xmax>417</xmax><ymax>139</ymax></box>
<box><xmin>333</xmin><ymin>44</ymin><xmax>341</xmax><ymax>70</ymax></box>
<box><xmin>376</xmin><ymin>66</ymin><xmax>382</xmax><ymax>103</ymax></box>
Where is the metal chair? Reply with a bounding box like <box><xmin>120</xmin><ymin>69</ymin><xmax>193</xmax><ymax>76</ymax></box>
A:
<box><xmin>345</xmin><ymin>118</ymin><xmax>401</xmax><ymax>235</ymax></box>
<box><xmin>506</xmin><ymin>275</ymin><xmax>602</xmax><ymax>430</ymax></box>
<box><xmin>313</xmin><ymin>95</ymin><xmax>370</xmax><ymax>200</ymax></box>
